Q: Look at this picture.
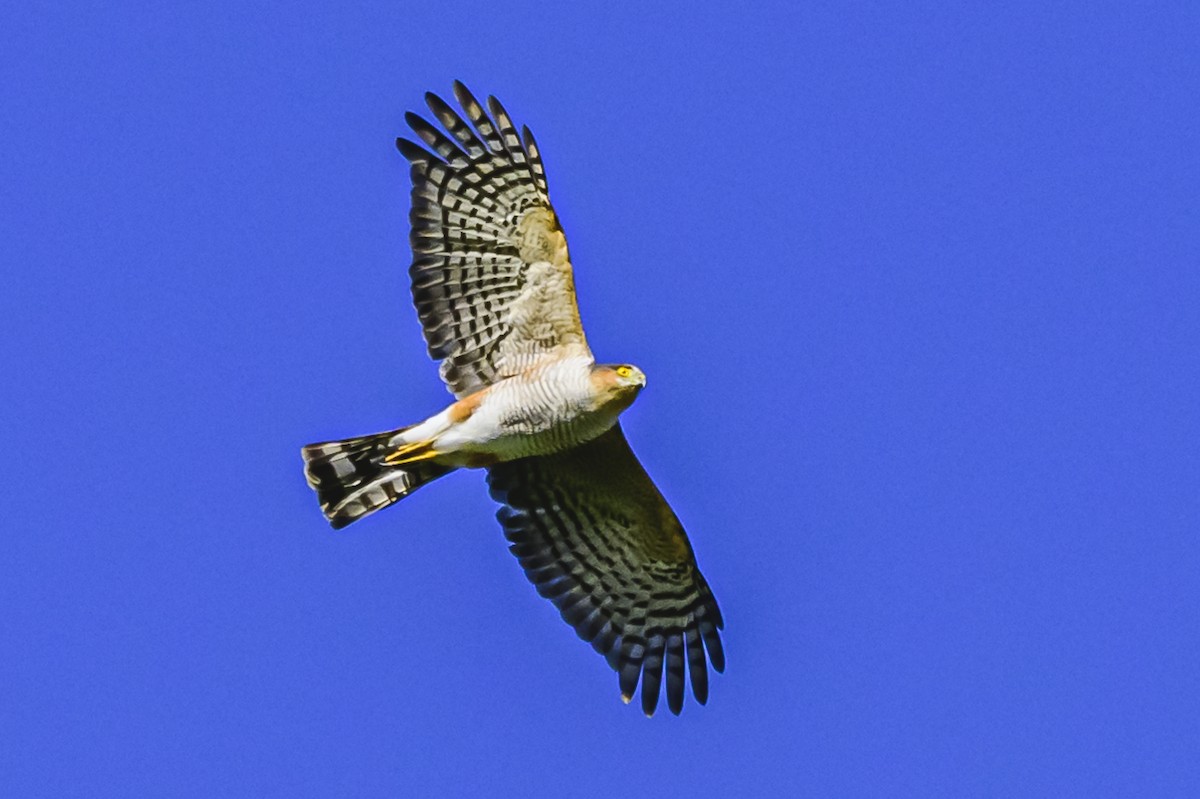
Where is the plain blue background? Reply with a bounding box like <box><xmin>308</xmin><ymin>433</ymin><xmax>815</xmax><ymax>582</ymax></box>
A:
<box><xmin>3</xmin><ymin>1</ymin><xmax>1198</xmax><ymax>795</ymax></box>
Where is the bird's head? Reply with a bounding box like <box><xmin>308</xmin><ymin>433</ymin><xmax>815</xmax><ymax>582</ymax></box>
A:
<box><xmin>590</xmin><ymin>363</ymin><xmax>647</xmax><ymax>412</ymax></box>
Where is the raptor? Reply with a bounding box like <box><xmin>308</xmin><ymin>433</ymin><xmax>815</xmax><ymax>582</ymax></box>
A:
<box><xmin>302</xmin><ymin>83</ymin><xmax>724</xmax><ymax>716</ymax></box>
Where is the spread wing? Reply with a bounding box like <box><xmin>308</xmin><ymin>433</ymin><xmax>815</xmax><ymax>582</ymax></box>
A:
<box><xmin>397</xmin><ymin>82</ymin><xmax>591</xmax><ymax>398</ymax></box>
<box><xmin>487</xmin><ymin>425</ymin><xmax>725</xmax><ymax>716</ymax></box>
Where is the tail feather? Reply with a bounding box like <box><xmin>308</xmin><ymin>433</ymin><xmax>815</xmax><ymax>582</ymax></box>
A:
<box><xmin>302</xmin><ymin>427</ymin><xmax>453</xmax><ymax>529</ymax></box>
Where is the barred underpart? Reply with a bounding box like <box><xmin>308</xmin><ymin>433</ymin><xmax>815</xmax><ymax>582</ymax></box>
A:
<box><xmin>398</xmin><ymin>81</ymin><xmax>591</xmax><ymax>399</ymax></box>
<box><xmin>487</xmin><ymin>425</ymin><xmax>725</xmax><ymax>717</ymax></box>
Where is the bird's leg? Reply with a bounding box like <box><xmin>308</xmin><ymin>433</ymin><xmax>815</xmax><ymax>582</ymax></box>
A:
<box><xmin>382</xmin><ymin>440</ymin><xmax>441</xmax><ymax>466</ymax></box>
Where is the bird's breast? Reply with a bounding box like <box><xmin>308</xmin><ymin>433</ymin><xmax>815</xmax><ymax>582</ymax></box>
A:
<box><xmin>461</xmin><ymin>359</ymin><xmax>617</xmax><ymax>461</ymax></box>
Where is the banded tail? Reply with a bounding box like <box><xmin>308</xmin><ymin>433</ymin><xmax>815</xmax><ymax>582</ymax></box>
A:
<box><xmin>302</xmin><ymin>427</ymin><xmax>454</xmax><ymax>529</ymax></box>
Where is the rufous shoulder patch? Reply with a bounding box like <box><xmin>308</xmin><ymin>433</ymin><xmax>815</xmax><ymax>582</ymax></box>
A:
<box><xmin>448</xmin><ymin>386</ymin><xmax>489</xmax><ymax>423</ymax></box>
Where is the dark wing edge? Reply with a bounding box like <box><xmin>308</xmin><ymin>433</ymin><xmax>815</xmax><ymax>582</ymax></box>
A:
<box><xmin>486</xmin><ymin>425</ymin><xmax>725</xmax><ymax>717</ymax></box>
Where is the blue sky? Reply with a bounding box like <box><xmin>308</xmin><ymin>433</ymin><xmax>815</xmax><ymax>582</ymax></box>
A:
<box><xmin>3</xmin><ymin>1</ymin><xmax>1198</xmax><ymax>795</ymax></box>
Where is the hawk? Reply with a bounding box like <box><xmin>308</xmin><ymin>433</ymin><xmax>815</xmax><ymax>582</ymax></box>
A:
<box><xmin>302</xmin><ymin>83</ymin><xmax>724</xmax><ymax>716</ymax></box>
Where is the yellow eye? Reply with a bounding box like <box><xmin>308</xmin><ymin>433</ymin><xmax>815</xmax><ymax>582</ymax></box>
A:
<box><xmin>615</xmin><ymin>366</ymin><xmax>632</xmax><ymax>378</ymax></box>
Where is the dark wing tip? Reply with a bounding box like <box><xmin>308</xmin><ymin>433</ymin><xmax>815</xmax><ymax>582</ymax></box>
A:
<box><xmin>618</xmin><ymin>646</ymin><xmax>642</xmax><ymax>705</ymax></box>
<box><xmin>396</xmin><ymin>137</ymin><xmax>433</xmax><ymax>162</ymax></box>
<box><xmin>665</xmin><ymin>633</ymin><xmax>686</xmax><ymax>715</ymax></box>
<box><xmin>423</xmin><ymin>90</ymin><xmax>457</xmax><ymax>124</ymax></box>
<box><xmin>451</xmin><ymin>79</ymin><xmax>473</xmax><ymax>104</ymax></box>
<box><xmin>486</xmin><ymin>94</ymin><xmax>511</xmax><ymax>125</ymax></box>
<box><xmin>452</xmin><ymin>81</ymin><xmax>481</xmax><ymax>117</ymax></box>
<box><xmin>639</xmin><ymin>634</ymin><xmax>665</xmax><ymax>717</ymax></box>
<box><xmin>686</xmin><ymin>628</ymin><xmax>709</xmax><ymax>705</ymax></box>
<box><xmin>521</xmin><ymin>124</ymin><xmax>539</xmax><ymax>157</ymax></box>
<box><xmin>705</xmin><ymin>627</ymin><xmax>726</xmax><ymax>674</ymax></box>
<box><xmin>403</xmin><ymin>110</ymin><xmax>426</xmax><ymax>131</ymax></box>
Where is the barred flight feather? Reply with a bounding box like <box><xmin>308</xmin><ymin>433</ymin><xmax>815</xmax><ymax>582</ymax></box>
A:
<box><xmin>487</xmin><ymin>425</ymin><xmax>724</xmax><ymax>717</ymax></box>
<box><xmin>396</xmin><ymin>81</ymin><xmax>588</xmax><ymax>399</ymax></box>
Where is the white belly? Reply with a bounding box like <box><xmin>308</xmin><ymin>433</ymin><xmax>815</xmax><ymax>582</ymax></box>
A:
<box><xmin>437</xmin><ymin>357</ymin><xmax>615</xmax><ymax>463</ymax></box>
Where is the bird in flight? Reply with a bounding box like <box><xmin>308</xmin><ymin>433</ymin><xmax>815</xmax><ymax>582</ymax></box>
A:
<box><xmin>301</xmin><ymin>83</ymin><xmax>724</xmax><ymax>716</ymax></box>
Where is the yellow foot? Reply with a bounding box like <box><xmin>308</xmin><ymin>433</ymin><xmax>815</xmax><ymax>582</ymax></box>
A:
<box><xmin>383</xmin><ymin>440</ymin><xmax>440</xmax><ymax>466</ymax></box>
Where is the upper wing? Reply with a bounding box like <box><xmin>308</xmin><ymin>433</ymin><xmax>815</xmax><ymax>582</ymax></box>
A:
<box><xmin>486</xmin><ymin>425</ymin><xmax>725</xmax><ymax>716</ymax></box>
<box><xmin>397</xmin><ymin>82</ymin><xmax>591</xmax><ymax>398</ymax></box>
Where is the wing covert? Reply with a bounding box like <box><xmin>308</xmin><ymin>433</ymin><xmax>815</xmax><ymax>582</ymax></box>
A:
<box><xmin>486</xmin><ymin>425</ymin><xmax>725</xmax><ymax>716</ymax></box>
<box><xmin>398</xmin><ymin>82</ymin><xmax>590</xmax><ymax>398</ymax></box>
